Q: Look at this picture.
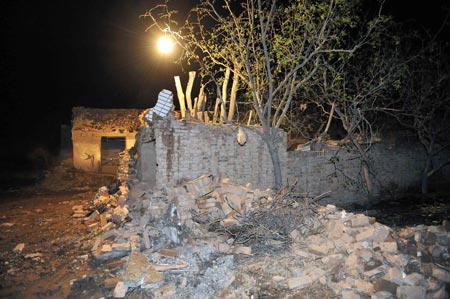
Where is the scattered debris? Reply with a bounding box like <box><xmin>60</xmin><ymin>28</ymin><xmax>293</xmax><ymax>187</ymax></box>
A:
<box><xmin>66</xmin><ymin>172</ymin><xmax>450</xmax><ymax>298</ymax></box>
<box><xmin>13</xmin><ymin>243</ymin><xmax>25</xmax><ymax>253</ymax></box>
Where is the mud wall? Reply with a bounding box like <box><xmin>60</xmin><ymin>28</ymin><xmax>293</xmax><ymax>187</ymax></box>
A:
<box><xmin>138</xmin><ymin>118</ymin><xmax>287</xmax><ymax>189</ymax></box>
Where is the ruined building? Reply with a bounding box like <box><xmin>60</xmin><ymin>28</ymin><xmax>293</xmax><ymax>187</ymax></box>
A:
<box><xmin>71</xmin><ymin>107</ymin><xmax>142</xmax><ymax>174</ymax></box>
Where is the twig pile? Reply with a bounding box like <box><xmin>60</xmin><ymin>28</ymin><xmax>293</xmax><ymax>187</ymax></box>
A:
<box><xmin>214</xmin><ymin>185</ymin><xmax>327</xmax><ymax>254</ymax></box>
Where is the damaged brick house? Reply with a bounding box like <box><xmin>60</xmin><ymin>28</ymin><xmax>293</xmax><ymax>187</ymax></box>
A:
<box><xmin>71</xmin><ymin>107</ymin><xmax>142</xmax><ymax>174</ymax></box>
<box><xmin>72</xmin><ymin>103</ymin><xmax>450</xmax><ymax>205</ymax></box>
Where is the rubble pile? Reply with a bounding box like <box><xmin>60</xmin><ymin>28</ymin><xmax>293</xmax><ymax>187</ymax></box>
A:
<box><xmin>71</xmin><ymin>174</ymin><xmax>450</xmax><ymax>299</ymax></box>
<box><xmin>116</xmin><ymin>150</ymin><xmax>136</xmax><ymax>183</ymax></box>
<box><xmin>72</xmin><ymin>107</ymin><xmax>142</xmax><ymax>133</ymax></box>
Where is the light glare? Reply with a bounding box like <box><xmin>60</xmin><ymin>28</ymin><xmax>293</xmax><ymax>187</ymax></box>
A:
<box><xmin>157</xmin><ymin>36</ymin><xmax>174</xmax><ymax>53</ymax></box>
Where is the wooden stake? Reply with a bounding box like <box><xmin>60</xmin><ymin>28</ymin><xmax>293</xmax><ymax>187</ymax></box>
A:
<box><xmin>174</xmin><ymin>76</ymin><xmax>186</xmax><ymax>119</ymax></box>
<box><xmin>186</xmin><ymin>71</ymin><xmax>196</xmax><ymax>116</ymax></box>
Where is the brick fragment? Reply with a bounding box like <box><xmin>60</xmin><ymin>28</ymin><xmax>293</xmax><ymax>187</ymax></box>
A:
<box><xmin>287</xmin><ymin>276</ymin><xmax>312</xmax><ymax>289</ymax></box>
<box><xmin>351</xmin><ymin>216</ymin><xmax>370</xmax><ymax>228</ymax></box>
<box><xmin>396</xmin><ymin>285</ymin><xmax>426</xmax><ymax>299</ymax></box>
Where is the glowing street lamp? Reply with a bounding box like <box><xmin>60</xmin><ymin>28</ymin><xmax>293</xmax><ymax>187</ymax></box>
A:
<box><xmin>157</xmin><ymin>35</ymin><xmax>174</xmax><ymax>54</ymax></box>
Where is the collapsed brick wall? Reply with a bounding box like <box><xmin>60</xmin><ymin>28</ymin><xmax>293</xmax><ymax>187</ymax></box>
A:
<box><xmin>137</xmin><ymin>117</ymin><xmax>287</xmax><ymax>189</ymax></box>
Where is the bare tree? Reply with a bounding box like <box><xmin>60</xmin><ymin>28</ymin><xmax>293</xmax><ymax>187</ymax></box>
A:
<box><xmin>397</xmin><ymin>42</ymin><xmax>450</xmax><ymax>194</ymax></box>
<box><xmin>144</xmin><ymin>0</ymin><xmax>387</xmax><ymax>190</ymax></box>
<box><xmin>307</xmin><ymin>23</ymin><xmax>406</xmax><ymax>197</ymax></box>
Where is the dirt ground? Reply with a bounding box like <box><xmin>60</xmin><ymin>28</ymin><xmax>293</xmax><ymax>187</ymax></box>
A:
<box><xmin>0</xmin><ymin>165</ymin><xmax>117</xmax><ymax>299</ymax></box>
<box><xmin>1</xmin><ymin>163</ymin><xmax>449</xmax><ymax>299</ymax></box>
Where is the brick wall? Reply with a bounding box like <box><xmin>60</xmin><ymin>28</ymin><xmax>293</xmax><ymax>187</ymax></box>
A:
<box><xmin>136</xmin><ymin>117</ymin><xmax>449</xmax><ymax>205</ymax></box>
<box><xmin>138</xmin><ymin>117</ymin><xmax>287</xmax><ymax>189</ymax></box>
<box><xmin>286</xmin><ymin>141</ymin><xmax>450</xmax><ymax>205</ymax></box>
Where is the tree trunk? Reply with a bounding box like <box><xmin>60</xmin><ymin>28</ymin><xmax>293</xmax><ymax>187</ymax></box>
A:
<box><xmin>362</xmin><ymin>161</ymin><xmax>373</xmax><ymax>196</ymax></box>
<box><xmin>421</xmin><ymin>157</ymin><xmax>432</xmax><ymax>195</ymax></box>
<box><xmin>264</xmin><ymin>135</ymin><xmax>282</xmax><ymax>191</ymax></box>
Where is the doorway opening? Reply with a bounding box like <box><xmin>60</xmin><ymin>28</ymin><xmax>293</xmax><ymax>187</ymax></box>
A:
<box><xmin>101</xmin><ymin>137</ymin><xmax>125</xmax><ymax>174</ymax></box>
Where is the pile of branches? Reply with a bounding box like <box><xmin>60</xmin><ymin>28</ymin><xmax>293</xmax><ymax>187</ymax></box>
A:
<box><xmin>215</xmin><ymin>185</ymin><xmax>330</xmax><ymax>254</ymax></box>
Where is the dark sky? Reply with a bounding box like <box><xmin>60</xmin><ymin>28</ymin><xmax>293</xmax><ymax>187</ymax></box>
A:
<box><xmin>0</xmin><ymin>0</ymin><xmax>447</xmax><ymax>165</ymax></box>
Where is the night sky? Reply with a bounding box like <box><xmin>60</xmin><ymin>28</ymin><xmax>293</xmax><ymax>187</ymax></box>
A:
<box><xmin>0</xmin><ymin>1</ymin><xmax>448</xmax><ymax>169</ymax></box>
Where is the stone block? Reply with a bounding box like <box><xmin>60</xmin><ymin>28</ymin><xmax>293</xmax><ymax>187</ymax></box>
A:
<box><xmin>396</xmin><ymin>285</ymin><xmax>426</xmax><ymax>299</ymax></box>
<box><xmin>287</xmin><ymin>275</ymin><xmax>313</xmax><ymax>290</ymax></box>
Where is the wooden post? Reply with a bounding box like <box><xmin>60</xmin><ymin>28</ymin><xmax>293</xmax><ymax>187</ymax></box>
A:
<box><xmin>186</xmin><ymin>71</ymin><xmax>196</xmax><ymax>116</ymax></box>
<box><xmin>247</xmin><ymin>110</ymin><xmax>253</xmax><ymax>125</ymax></box>
<box><xmin>227</xmin><ymin>70</ymin><xmax>239</xmax><ymax>122</ymax></box>
<box><xmin>174</xmin><ymin>76</ymin><xmax>186</xmax><ymax>119</ymax></box>
<box><xmin>197</xmin><ymin>84</ymin><xmax>205</xmax><ymax>121</ymax></box>
<box><xmin>213</xmin><ymin>97</ymin><xmax>220</xmax><ymax>124</ymax></box>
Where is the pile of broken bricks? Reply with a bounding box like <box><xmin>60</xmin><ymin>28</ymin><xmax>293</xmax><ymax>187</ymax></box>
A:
<box><xmin>282</xmin><ymin>206</ymin><xmax>450</xmax><ymax>299</ymax></box>
<box><xmin>72</xmin><ymin>174</ymin><xmax>450</xmax><ymax>298</ymax></box>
